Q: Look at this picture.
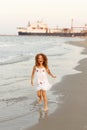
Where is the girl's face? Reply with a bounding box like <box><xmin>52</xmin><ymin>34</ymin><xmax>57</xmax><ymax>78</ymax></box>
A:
<box><xmin>37</xmin><ymin>55</ymin><xmax>44</xmax><ymax>64</ymax></box>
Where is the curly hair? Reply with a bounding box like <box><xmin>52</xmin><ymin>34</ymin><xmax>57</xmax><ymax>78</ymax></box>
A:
<box><xmin>35</xmin><ymin>53</ymin><xmax>48</xmax><ymax>69</ymax></box>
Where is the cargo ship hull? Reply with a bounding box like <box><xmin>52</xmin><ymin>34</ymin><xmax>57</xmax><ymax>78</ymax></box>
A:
<box><xmin>18</xmin><ymin>32</ymin><xmax>87</xmax><ymax>37</ymax></box>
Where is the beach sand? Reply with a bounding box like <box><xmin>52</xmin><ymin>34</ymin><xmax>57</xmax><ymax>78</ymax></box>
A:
<box><xmin>25</xmin><ymin>39</ymin><xmax>87</xmax><ymax>130</ymax></box>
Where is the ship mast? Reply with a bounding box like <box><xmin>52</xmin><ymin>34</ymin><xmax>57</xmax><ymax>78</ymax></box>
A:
<box><xmin>71</xmin><ymin>19</ymin><xmax>73</xmax><ymax>33</ymax></box>
<box><xmin>28</xmin><ymin>21</ymin><xmax>31</xmax><ymax>27</ymax></box>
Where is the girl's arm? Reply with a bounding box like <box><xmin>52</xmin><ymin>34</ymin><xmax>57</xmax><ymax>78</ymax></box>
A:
<box><xmin>31</xmin><ymin>66</ymin><xmax>36</xmax><ymax>86</ymax></box>
<box><xmin>46</xmin><ymin>67</ymin><xmax>56</xmax><ymax>78</ymax></box>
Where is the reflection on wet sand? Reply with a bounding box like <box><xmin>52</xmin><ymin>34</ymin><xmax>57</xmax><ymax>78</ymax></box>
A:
<box><xmin>38</xmin><ymin>107</ymin><xmax>48</xmax><ymax>121</ymax></box>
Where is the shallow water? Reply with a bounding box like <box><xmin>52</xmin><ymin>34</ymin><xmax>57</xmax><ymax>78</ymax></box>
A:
<box><xmin>0</xmin><ymin>36</ymin><xmax>87</xmax><ymax>130</ymax></box>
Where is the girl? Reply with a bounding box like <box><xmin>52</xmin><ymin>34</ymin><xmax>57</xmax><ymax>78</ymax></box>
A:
<box><xmin>31</xmin><ymin>53</ymin><xmax>56</xmax><ymax>111</ymax></box>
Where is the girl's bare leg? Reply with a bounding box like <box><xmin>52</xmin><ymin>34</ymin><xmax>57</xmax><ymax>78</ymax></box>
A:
<box><xmin>42</xmin><ymin>90</ymin><xmax>48</xmax><ymax>111</ymax></box>
<box><xmin>37</xmin><ymin>90</ymin><xmax>42</xmax><ymax>104</ymax></box>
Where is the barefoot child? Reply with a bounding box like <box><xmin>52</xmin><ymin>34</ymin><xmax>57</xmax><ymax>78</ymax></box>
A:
<box><xmin>31</xmin><ymin>53</ymin><xmax>56</xmax><ymax>111</ymax></box>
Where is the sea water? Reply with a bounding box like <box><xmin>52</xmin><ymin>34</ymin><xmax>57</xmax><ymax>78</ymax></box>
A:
<box><xmin>0</xmin><ymin>36</ymin><xmax>86</xmax><ymax>130</ymax></box>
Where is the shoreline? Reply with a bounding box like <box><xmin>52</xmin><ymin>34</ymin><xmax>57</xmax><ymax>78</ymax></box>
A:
<box><xmin>25</xmin><ymin>39</ymin><xmax>87</xmax><ymax>130</ymax></box>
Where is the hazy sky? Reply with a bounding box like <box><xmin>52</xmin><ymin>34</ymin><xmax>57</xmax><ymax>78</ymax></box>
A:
<box><xmin>0</xmin><ymin>0</ymin><xmax>87</xmax><ymax>34</ymax></box>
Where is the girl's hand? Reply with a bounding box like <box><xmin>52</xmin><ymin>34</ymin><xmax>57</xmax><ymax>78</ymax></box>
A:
<box><xmin>31</xmin><ymin>80</ymin><xmax>34</xmax><ymax>86</ymax></box>
<box><xmin>52</xmin><ymin>75</ymin><xmax>56</xmax><ymax>78</ymax></box>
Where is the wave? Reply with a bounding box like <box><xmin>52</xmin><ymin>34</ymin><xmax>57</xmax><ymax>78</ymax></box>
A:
<box><xmin>0</xmin><ymin>96</ymin><xmax>28</xmax><ymax>103</ymax></box>
<box><xmin>0</xmin><ymin>78</ymin><xmax>27</xmax><ymax>87</ymax></box>
<box><xmin>0</xmin><ymin>43</ymin><xmax>16</xmax><ymax>48</ymax></box>
<box><xmin>0</xmin><ymin>53</ymin><xmax>34</xmax><ymax>65</ymax></box>
<box><xmin>0</xmin><ymin>106</ymin><xmax>38</xmax><ymax>123</ymax></box>
<box><xmin>47</xmin><ymin>53</ymin><xmax>68</xmax><ymax>57</ymax></box>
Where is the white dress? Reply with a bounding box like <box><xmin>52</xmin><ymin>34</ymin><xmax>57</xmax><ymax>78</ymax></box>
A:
<box><xmin>34</xmin><ymin>67</ymin><xmax>51</xmax><ymax>91</ymax></box>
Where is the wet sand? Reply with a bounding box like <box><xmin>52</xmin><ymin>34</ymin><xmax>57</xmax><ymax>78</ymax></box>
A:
<box><xmin>25</xmin><ymin>39</ymin><xmax>87</xmax><ymax>130</ymax></box>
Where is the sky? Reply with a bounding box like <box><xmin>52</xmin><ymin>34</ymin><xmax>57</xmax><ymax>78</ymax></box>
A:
<box><xmin>0</xmin><ymin>0</ymin><xmax>87</xmax><ymax>35</ymax></box>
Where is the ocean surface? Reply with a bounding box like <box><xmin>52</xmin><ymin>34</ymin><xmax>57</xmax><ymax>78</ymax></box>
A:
<box><xmin>0</xmin><ymin>36</ymin><xmax>87</xmax><ymax>130</ymax></box>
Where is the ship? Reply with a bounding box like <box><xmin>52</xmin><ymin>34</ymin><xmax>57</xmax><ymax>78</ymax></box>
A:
<box><xmin>17</xmin><ymin>20</ymin><xmax>87</xmax><ymax>37</ymax></box>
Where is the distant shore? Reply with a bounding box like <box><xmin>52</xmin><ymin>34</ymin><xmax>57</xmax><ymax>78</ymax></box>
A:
<box><xmin>25</xmin><ymin>38</ymin><xmax>87</xmax><ymax>130</ymax></box>
<box><xmin>0</xmin><ymin>34</ymin><xmax>17</xmax><ymax>36</ymax></box>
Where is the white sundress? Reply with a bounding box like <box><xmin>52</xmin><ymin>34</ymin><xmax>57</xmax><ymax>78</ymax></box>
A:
<box><xmin>34</xmin><ymin>67</ymin><xmax>51</xmax><ymax>91</ymax></box>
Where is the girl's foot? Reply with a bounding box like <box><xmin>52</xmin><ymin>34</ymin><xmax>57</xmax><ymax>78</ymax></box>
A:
<box><xmin>38</xmin><ymin>99</ymin><xmax>42</xmax><ymax>104</ymax></box>
<box><xmin>43</xmin><ymin>106</ymin><xmax>48</xmax><ymax>111</ymax></box>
